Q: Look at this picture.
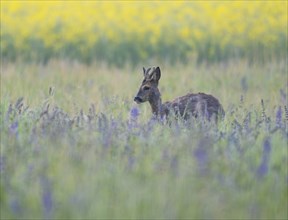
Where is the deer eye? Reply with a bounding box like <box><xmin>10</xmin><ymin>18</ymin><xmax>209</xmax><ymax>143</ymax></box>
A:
<box><xmin>143</xmin><ymin>86</ymin><xmax>150</xmax><ymax>91</ymax></box>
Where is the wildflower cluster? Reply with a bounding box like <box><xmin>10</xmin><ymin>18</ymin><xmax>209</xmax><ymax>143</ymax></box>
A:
<box><xmin>1</xmin><ymin>94</ymin><xmax>287</xmax><ymax>218</ymax></box>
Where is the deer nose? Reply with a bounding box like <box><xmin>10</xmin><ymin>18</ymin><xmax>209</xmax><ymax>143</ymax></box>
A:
<box><xmin>134</xmin><ymin>96</ymin><xmax>143</xmax><ymax>103</ymax></box>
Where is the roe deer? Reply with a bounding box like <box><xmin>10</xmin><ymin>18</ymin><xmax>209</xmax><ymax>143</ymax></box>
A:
<box><xmin>134</xmin><ymin>67</ymin><xmax>224</xmax><ymax>121</ymax></box>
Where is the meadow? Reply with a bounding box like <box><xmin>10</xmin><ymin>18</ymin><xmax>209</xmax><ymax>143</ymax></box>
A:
<box><xmin>1</xmin><ymin>1</ymin><xmax>288</xmax><ymax>219</ymax></box>
<box><xmin>0</xmin><ymin>59</ymin><xmax>287</xmax><ymax>219</ymax></box>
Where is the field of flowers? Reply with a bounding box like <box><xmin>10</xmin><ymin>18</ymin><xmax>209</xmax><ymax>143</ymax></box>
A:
<box><xmin>1</xmin><ymin>1</ymin><xmax>287</xmax><ymax>65</ymax></box>
<box><xmin>0</xmin><ymin>60</ymin><xmax>287</xmax><ymax>218</ymax></box>
<box><xmin>1</xmin><ymin>1</ymin><xmax>287</xmax><ymax>218</ymax></box>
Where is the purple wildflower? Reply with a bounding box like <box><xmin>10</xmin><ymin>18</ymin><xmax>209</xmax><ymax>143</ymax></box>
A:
<box><xmin>263</xmin><ymin>138</ymin><xmax>271</xmax><ymax>155</ymax></box>
<box><xmin>10</xmin><ymin>199</ymin><xmax>22</xmax><ymax>215</ymax></box>
<box><xmin>40</xmin><ymin>176</ymin><xmax>53</xmax><ymax>219</ymax></box>
<box><xmin>256</xmin><ymin>138</ymin><xmax>271</xmax><ymax>178</ymax></box>
<box><xmin>9</xmin><ymin>121</ymin><xmax>19</xmax><ymax>137</ymax></box>
<box><xmin>193</xmin><ymin>138</ymin><xmax>210</xmax><ymax>175</ymax></box>
<box><xmin>128</xmin><ymin>107</ymin><xmax>140</xmax><ymax>129</ymax></box>
<box><xmin>42</xmin><ymin>189</ymin><xmax>52</xmax><ymax>217</ymax></box>
<box><xmin>194</xmin><ymin>147</ymin><xmax>207</xmax><ymax>166</ymax></box>
<box><xmin>243</xmin><ymin>112</ymin><xmax>251</xmax><ymax>133</ymax></box>
<box><xmin>130</xmin><ymin>107</ymin><xmax>139</xmax><ymax>119</ymax></box>
<box><xmin>257</xmin><ymin>161</ymin><xmax>268</xmax><ymax>178</ymax></box>
<box><xmin>276</xmin><ymin>106</ymin><xmax>282</xmax><ymax>127</ymax></box>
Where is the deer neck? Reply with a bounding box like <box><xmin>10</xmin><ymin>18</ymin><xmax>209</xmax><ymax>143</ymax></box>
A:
<box><xmin>149</xmin><ymin>94</ymin><xmax>162</xmax><ymax>116</ymax></box>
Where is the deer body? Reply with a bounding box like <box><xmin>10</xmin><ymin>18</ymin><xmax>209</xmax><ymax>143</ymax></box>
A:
<box><xmin>134</xmin><ymin>67</ymin><xmax>224</xmax><ymax>121</ymax></box>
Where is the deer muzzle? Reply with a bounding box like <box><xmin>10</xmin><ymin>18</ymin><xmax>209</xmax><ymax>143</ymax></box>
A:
<box><xmin>134</xmin><ymin>96</ymin><xmax>143</xmax><ymax>104</ymax></box>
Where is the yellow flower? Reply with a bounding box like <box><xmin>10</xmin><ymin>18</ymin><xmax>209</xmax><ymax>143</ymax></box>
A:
<box><xmin>1</xmin><ymin>1</ymin><xmax>286</xmax><ymax>62</ymax></box>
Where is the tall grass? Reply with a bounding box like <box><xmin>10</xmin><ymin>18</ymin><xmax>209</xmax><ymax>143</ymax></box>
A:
<box><xmin>0</xmin><ymin>60</ymin><xmax>287</xmax><ymax>219</ymax></box>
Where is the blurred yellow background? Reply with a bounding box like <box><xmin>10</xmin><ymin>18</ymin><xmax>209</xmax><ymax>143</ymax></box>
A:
<box><xmin>1</xmin><ymin>1</ymin><xmax>287</xmax><ymax>64</ymax></box>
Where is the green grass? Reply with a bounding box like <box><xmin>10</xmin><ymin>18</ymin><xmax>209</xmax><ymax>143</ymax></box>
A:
<box><xmin>0</xmin><ymin>60</ymin><xmax>287</xmax><ymax>219</ymax></box>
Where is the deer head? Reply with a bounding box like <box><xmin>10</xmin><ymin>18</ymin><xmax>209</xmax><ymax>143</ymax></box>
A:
<box><xmin>134</xmin><ymin>67</ymin><xmax>161</xmax><ymax>104</ymax></box>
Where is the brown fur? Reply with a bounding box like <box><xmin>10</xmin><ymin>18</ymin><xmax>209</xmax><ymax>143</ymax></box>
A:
<box><xmin>134</xmin><ymin>67</ymin><xmax>224</xmax><ymax>121</ymax></box>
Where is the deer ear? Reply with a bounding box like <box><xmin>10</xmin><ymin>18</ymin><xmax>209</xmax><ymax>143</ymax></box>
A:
<box><xmin>152</xmin><ymin>66</ymin><xmax>161</xmax><ymax>81</ymax></box>
<box><xmin>143</xmin><ymin>67</ymin><xmax>146</xmax><ymax>77</ymax></box>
